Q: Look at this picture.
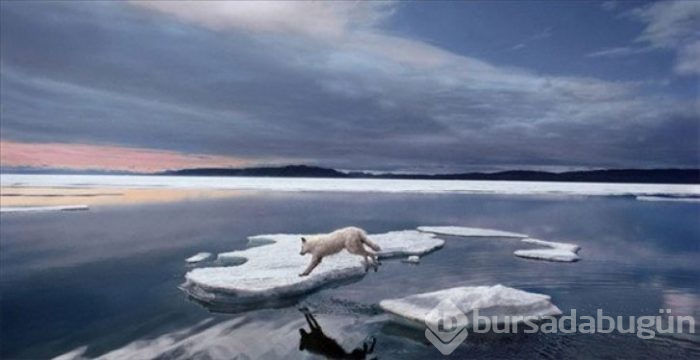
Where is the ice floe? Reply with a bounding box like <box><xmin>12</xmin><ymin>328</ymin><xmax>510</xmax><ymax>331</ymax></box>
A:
<box><xmin>0</xmin><ymin>205</ymin><xmax>89</xmax><ymax>213</ymax></box>
<box><xmin>185</xmin><ymin>252</ymin><xmax>212</xmax><ymax>263</ymax></box>
<box><xmin>520</xmin><ymin>238</ymin><xmax>580</xmax><ymax>253</ymax></box>
<box><xmin>181</xmin><ymin>230</ymin><xmax>443</xmax><ymax>309</ymax></box>
<box><xmin>52</xmin><ymin>345</ymin><xmax>89</xmax><ymax>360</ymax></box>
<box><xmin>379</xmin><ymin>284</ymin><xmax>562</xmax><ymax>329</ymax></box>
<box><xmin>418</xmin><ymin>226</ymin><xmax>527</xmax><ymax>239</ymax></box>
<box><xmin>372</xmin><ymin>230</ymin><xmax>444</xmax><ymax>258</ymax></box>
<box><xmin>513</xmin><ymin>248</ymin><xmax>579</xmax><ymax>262</ymax></box>
<box><xmin>514</xmin><ymin>238</ymin><xmax>580</xmax><ymax>262</ymax></box>
<box><xmin>402</xmin><ymin>255</ymin><xmax>420</xmax><ymax>264</ymax></box>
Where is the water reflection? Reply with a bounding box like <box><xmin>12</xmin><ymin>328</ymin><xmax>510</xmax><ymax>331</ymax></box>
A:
<box><xmin>299</xmin><ymin>307</ymin><xmax>377</xmax><ymax>359</ymax></box>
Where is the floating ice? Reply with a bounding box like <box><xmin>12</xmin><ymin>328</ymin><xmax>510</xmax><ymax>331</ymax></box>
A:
<box><xmin>513</xmin><ymin>248</ymin><xmax>579</xmax><ymax>262</ymax></box>
<box><xmin>520</xmin><ymin>238</ymin><xmax>580</xmax><ymax>253</ymax></box>
<box><xmin>181</xmin><ymin>230</ymin><xmax>443</xmax><ymax>309</ymax></box>
<box><xmin>373</xmin><ymin>230</ymin><xmax>444</xmax><ymax>258</ymax></box>
<box><xmin>379</xmin><ymin>284</ymin><xmax>562</xmax><ymax>329</ymax></box>
<box><xmin>417</xmin><ymin>226</ymin><xmax>527</xmax><ymax>239</ymax></box>
<box><xmin>514</xmin><ymin>238</ymin><xmax>580</xmax><ymax>262</ymax></box>
<box><xmin>186</xmin><ymin>252</ymin><xmax>212</xmax><ymax>263</ymax></box>
<box><xmin>52</xmin><ymin>345</ymin><xmax>88</xmax><ymax>360</ymax></box>
<box><xmin>403</xmin><ymin>255</ymin><xmax>420</xmax><ymax>264</ymax></box>
<box><xmin>0</xmin><ymin>205</ymin><xmax>89</xmax><ymax>213</ymax></box>
<box><xmin>418</xmin><ymin>226</ymin><xmax>580</xmax><ymax>262</ymax></box>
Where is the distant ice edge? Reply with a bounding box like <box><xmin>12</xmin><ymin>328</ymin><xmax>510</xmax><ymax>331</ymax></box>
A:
<box><xmin>636</xmin><ymin>195</ymin><xmax>700</xmax><ymax>203</ymax></box>
<box><xmin>3</xmin><ymin>174</ymin><xmax>699</xmax><ymax>199</ymax></box>
<box><xmin>0</xmin><ymin>205</ymin><xmax>89</xmax><ymax>213</ymax></box>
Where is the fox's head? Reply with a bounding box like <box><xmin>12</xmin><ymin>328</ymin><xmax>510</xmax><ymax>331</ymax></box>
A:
<box><xmin>300</xmin><ymin>237</ymin><xmax>310</xmax><ymax>255</ymax></box>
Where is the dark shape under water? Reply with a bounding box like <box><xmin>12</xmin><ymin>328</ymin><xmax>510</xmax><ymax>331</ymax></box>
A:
<box><xmin>299</xmin><ymin>307</ymin><xmax>377</xmax><ymax>359</ymax></box>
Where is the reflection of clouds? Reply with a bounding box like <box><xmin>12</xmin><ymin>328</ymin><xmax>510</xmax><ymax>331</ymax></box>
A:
<box><xmin>53</xmin><ymin>311</ymin><xmax>376</xmax><ymax>360</ymax></box>
<box><xmin>660</xmin><ymin>290</ymin><xmax>700</xmax><ymax>343</ymax></box>
<box><xmin>53</xmin><ymin>317</ymin><xmax>293</xmax><ymax>360</ymax></box>
<box><xmin>0</xmin><ymin>186</ymin><xmax>245</xmax><ymax>207</ymax></box>
<box><xmin>576</xmin><ymin>236</ymin><xmax>699</xmax><ymax>272</ymax></box>
<box><xmin>479</xmin><ymin>199</ymin><xmax>700</xmax><ymax>275</ymax></box>
<box><xmin>664</xmin><ymin>291</ymin><xmax>700</xmax><ymax>317</ymax></box>
<box><xmin>0</xmin><ymin>198</ymin><xmax>254</xmax><ymax>278</ymax></box>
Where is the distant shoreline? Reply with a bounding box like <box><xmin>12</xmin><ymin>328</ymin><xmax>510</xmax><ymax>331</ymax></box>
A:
<box><xmin>2</xmin><ymin>165</ymin><xmax>699</xmax><ymax>184</ymax></box>
<box><xmin>166</xmin><ymin>166</ymin><xmax>700</xmax><ymax>184</ymax></box>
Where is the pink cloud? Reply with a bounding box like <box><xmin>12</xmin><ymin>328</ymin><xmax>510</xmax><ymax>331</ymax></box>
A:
<box><xmin>0</xmin><ymin>141</ymin><xmax>252</xmax><ymax>172</ymax></box>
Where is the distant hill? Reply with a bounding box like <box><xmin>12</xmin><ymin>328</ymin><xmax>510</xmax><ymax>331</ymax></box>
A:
<box><xmin>162</xmin><ymin>165</ymin><xmax>348</xmax><ymax>178</ymax></box>
<box><xmin>364</xmin><ymin>169</ymin><xmax>700</xmax><ymax>183</ymax></box>
<box><xmin>163</xmin><ymin>165</ymin><xmax>700</xmax><ymax>184</ymax></box>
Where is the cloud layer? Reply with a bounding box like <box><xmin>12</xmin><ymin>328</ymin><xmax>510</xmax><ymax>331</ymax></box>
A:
<box><xmin>590</xmin><ymin>1</ymin><xmax>700</xmax><ymax>75</ymax></box>
<box><xmin>1</xmin><ymin>1</ymin><xmax>697</xmax><ymax>172</ymax></box>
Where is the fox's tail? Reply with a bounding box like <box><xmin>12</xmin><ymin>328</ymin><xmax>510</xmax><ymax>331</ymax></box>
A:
<box><xmin>360</xmin><ymin>231</ymin><xmax>381</xmax><ymax>251</ymax></box>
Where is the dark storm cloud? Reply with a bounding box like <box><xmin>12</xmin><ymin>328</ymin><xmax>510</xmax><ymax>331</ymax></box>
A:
<box><xmin>0</xmin><ymin>1</ymin><xmax>697</xmax><ymax>171</ymax></box>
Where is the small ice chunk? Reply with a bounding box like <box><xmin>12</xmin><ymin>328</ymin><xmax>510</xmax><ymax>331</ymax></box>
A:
<box><xmin>0</xmin><ymin>205</ymin><xmax>89</xmax><ymax>213</ymax></box>
<box><xmin>380</xmin><ymin>284</ymin><xmax>562</xmax><ymax>329</ymax></box>
<box><xmin>403</xmin><ymin>255</ymin><xmax>420</xmax><ymax>264</ymax></box>
<box><xmin>417</xmin><ymin>226</ymin><xmax>527</xmax><ymax>238</ymax></box>
<box><xmin>186</xmin><ymin>252</ymin><xmax>212</xmax><ymax>263</ymax></box>
<box><xmin>514</xmin><ymin>248</ymin><xmax>580</xmax><ymax>262</ymax></box>
<box><xmin>520</xmin><ymin>238</ymin><xmax>580</xmax><ymax>253</ymax></box>
<box><xmin>181</xmin><ymin>230</ymin><xmax>445</xmax><ymax>309</ymax></box>
<box><xmin>514</xmin><ymin>238</ymin><xmax>580</xmax><ymax>262</ymax></box>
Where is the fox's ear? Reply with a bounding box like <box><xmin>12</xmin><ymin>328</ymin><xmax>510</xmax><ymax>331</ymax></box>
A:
<box><xmin>301</xmin><ymin>237</ymin><xmax>306</xmax><ymax>243</ymax></box>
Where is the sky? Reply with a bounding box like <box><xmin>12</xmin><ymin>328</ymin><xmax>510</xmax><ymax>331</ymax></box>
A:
<box><xmin>0</xmin><ymin>0</ymin><xmax>698</xmax><ymax>173</ymax></box>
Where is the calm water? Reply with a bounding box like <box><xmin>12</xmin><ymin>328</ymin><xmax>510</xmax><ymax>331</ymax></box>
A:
<box><xmin>1</xmin><ymin>192</ymin><xmax>699</xmax><ymax>359</ymax></box>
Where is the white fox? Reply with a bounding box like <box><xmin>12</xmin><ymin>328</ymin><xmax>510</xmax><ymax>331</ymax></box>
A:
<box><xmin>299</xmin><ymin>227</ymin><xmax>381</xmax><ymax>276</ymax></box>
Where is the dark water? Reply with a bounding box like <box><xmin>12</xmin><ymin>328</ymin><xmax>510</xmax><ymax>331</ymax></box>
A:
<box><xmin>1</xmin><ymin>192</ymin><xmax>699</xmax><ymax>359</ymax></box>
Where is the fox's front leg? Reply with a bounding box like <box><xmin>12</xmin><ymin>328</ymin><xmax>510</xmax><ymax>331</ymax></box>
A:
<box><xmin>299</xmin><ymin>256</ymin><xmax>321</xmax><ymax>277</ymax></box>
<box><xmin>370</xmin><ymin>255</ymin><xmax>379</xmax><ymax>272</ymax></box>
<box><xmin>372</xmin><ymin>253</ymin><xmax>381</xmax><ymax>267</ymax></box>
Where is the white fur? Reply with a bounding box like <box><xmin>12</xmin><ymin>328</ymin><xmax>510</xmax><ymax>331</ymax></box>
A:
<box><xmin>299</xmin><ymin>227</ymin><xmax>381</xmax><ymax>276</ymax></box>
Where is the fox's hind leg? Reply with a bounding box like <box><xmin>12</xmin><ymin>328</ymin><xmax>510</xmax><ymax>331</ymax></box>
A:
<box><xmin>359</xmin><ymin>249</ymin><xmax>379</xmax><ymax>272</ymax></box>
<box><xmin>347</xmin><ymin>244</ymin><xmax>375</xmax><ymax>272</ymax></box>
<box><xmin>367</xmin><ymin>249</ymin><xmax>381</xmax><ymax>267</ymax></box>
<box><xmin>361</xmin><ymin>246</ymin><xmax>380</xmax><ymax>268</ymax></box>
<box><xmin>357</xmin><ymin>254</ymin><xmax>371</xmax><ymax>272</ymax></box>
